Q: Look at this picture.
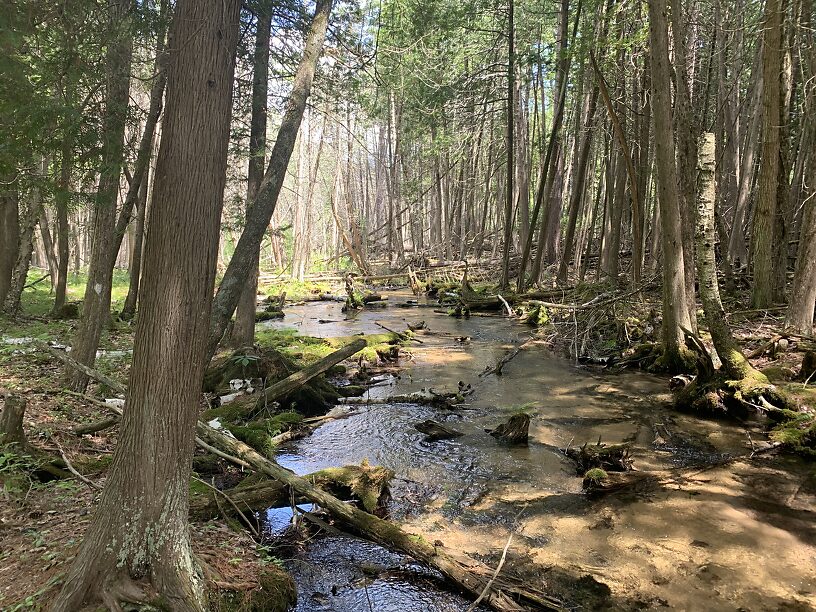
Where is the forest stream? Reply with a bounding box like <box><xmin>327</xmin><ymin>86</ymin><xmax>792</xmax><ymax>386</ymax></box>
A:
<box><xmin>252</xmin><ymin>292</ymin><xmax>816</xmax><ymax>611</ymax></box>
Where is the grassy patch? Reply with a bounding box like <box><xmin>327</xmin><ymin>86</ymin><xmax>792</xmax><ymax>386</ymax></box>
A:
<box><xmin>257</xmin><ymin>278</ymin><xmax>332</xmax><ymax>302</ymax></box>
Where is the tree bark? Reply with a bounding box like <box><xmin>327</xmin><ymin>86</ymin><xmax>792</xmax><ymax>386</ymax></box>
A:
<box><xmin>0</xmin><ymin>394</ymin><xmax>26</xmax><ymax>447</ymax></box>
<box><xmin>785</xmin><ymin>3</ymin><xmax>815</xmax><ymax>333</ymax></box>
<box><xmin>750</xmin><ymin>0</ymin><xmax>784</xmax><ymax>308</ymax></box>
<box><xmin>120</xmin><ymin>161</ymin><xmax>149</xmax><ymax>320</ymax></box>
<box><xmin>3</xmin><ymin>157</ymin><xmax>47</xmax><ymax>316</ymax></box>
<box><xmin>499</xmin><ymin>0</ymin><xmax>515</xmax><ymax>289</ymax></box>
<box><xmin>39</xmin><ymin>210</ymin><xmax>58</xmax><ymax>291</ymax></box>
<box><xmin>50</xmin><ymin>0</ymin><xmax>241</xmax><ymax>609</ymax></box>
<box><xmin>0</xmin><ymin>181</ymin><xmax>19</xmax><ymax>307</ymax></box>
<box><xmin>65</xmin><ymin>0</ymin><xmax>133</xmax><ymax>391</ymax></box>
<box><xmin>695</xmin><ymin>134</ymin><xmax>755</xmax><ymax>379</ymax></box>
<box><xmin>52</xmin><ymin>142</ymin><xmax>70</xmax><ymax>313</ymax></box>
<box><xmin>669</xmin><ymin>0</ymin><xmax>698</xmax><ymax>327</ymax></box>
<box><xmin>206</xmin><ymin>0</ymin><xmax>333</xmax><ymax>362</ymax></box>
<box><xmin>648</xmin><ymin>0</ymin><xmax>693</xmax><ymax>369</ymax></box>
<box><xmin>232</xmin><ymin>6</ymin><xmax>271</xmax><ymax>346</ymax></box>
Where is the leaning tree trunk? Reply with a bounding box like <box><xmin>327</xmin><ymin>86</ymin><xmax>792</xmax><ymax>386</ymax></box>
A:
<box><xmin>65</xmin><ymin>0</ymin><xmax>133</xmax><ymax>391</ymax></box>
<box><xmin>648</xmin><ymin>0</ymin><xmax>693</xmax><ymax>370</ymax></box>
<box><xmin>232</xmin><ymin>5</ymin><xmax>272</xmax><ymax>347</ymax></box>
<box><xmin>49</xmin><ymin>1</ymin><xmax>241</xmax><ymax>610</ymax></box>
<box><xmin>205</xmin><ymin>0</ymin><xmax>333</xmax><ymax>362</ymax></box>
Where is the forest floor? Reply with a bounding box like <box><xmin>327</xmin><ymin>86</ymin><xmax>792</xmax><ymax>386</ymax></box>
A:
<box><xmin>1</xmin><ymin>269</ymin><xmax>815</xmax><ymax>610</ymax></box>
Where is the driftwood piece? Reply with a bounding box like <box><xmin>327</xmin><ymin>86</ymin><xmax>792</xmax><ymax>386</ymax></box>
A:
<box><xmin>415</xmin><ymin>419</ymin><xmax>464</xmax><ymax>441</ymax></box>
<box><xmin>565</xmin><ymin>441</ymin><xmax>632</xmax><ymax>474</ymax></box>
<box><xmin>0</xmin><ymin>394</ymin><xmax>27</xmax><ymax>446</ymax></box>
<box><xmin>480</xmin><ymin>338</ymin><xmax>536</xmax><ymax>377</ymax></box>
<box><xmin>581</xmin><ymin>469</ymin><xmax>653</xmax><ymax>498</ymax></box>
<box><xmin>487</xmin><ymin>414</ymin><xmax>530</xmax><ymax>444</ymax></box>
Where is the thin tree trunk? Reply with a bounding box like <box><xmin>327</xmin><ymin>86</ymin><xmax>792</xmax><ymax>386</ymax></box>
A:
<box><xmin>0</xmin><ymin>180</ymin><xmax>19</xmax><ymax>307</ymax></box>
<box><xmin>3</xmin><ymin>157</ymin><xmax>48</xmax><ymax>316</ymax></box>
<box><xmin>65</xmin><ymin>0</ymin><xmax>133</xmax><ymax>391</ymax></box>
<box><xmin>232</xmin><ymin>5</ymin><xmax>272</xmax><ymax>346</ymax></box>
<box><xmin>39</xmin><ymin>210</ymin><xmax>58</xmax><ymax>291</ymax></box>
<box><xmin>695</xmin><ymin>134</ymin><xmax>755</xmax><ymax>378</ymax></box>
<box><xmin>52</xmin><ymin>141</ymin><xmax>72</xmax><ymax>313</ymax></box>
<box><xmin>499</xmin><ymin>0</ymin><xmax>515</xmax><ymax>289</ymax></box>
<box><xmin>50</xmin><ymin>1</ymin><xmax>240</xmax><ymax>608</ymax></box>
<box><xmin>120</xmin><ymin>161</ymin><xmax>149</xmax><ymax>320</ymax></box>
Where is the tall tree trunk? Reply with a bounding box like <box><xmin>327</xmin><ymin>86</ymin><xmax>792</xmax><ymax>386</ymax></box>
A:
<box><xmin>120</xmin><ymin>161</ymin><xmax>149</xmax><ymax>320</ymax></box>
<box><xmin>52</xmin><ymin>141</ymin><xmax>71</xmax><ymax>313</ymax></box>
<box><xmin>3</xmin><ymin>157</ymin><xmax>48</xmax><ymax>316</ymax></box>
<box><xmin>50</xmin><ymin>0</ymin><xmax>240</xmax><ymax>608</ymax></box>
<box><xmin>695</xmin><ymin>134</ymin><xmax>755</xmax><ymax>378</ymax></box>
<box><xmin>65</xmin><ymin>0</ymin><xmax>133</xmax><ymax>391</ymax></box>
<box><xmin>232</xmin><ymin>5</ymin><xmax>272</xmax><ymax>347</ymax></box>
<box><xmin>39</xmin><ymin>210</ymin><xmax>58</xmax><ymax>291</ymax></box>
<box><xmin>786</xmin><ymin>15</ymin><xmax>815</xmax><ymax>333</ymax></box>
<box><xmin>206</xmin><ymin>0</ymin><xmax>332</xmax><ymax>361</ymax></box>
<box><xmin>750</xmin><ymin>0</ymin><xmax>784</xmax><ymax>308</ymax></box>
<box><xmin>648</xmin><ymin>0</ymin><xmax>693</xmax><ymax>369</ymax></box>
<box><xmin>557</xmin><ymin>80</ymin><xmax>598</xmax><ymax>284</ymax></box>
<box><xmin>499</xmin><ymin>0</ymin><xmax>515</xmax><ymax>289</ymax></box>
<box><xmin>669</xmin><ymin>0</ymin><xmax>698</xmax><ymax>327</ymax></box>
<box><xmin>0</xmin><ymin>181</ymin><xmax>19</xmax><ymax>307</ymax></box>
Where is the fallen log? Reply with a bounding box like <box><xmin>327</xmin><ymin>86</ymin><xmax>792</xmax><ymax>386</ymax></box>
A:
<box><xmin>480</xmin><ymin>338</ymin><xmax>536</xmax><ymax>377</ymax></box>
<box><xmin>197</xmin><ymin>423</ymin><xmax>563</xmax><ymax>611</ymax></box>
<box><xmin>190</xmin><ymin>462</ymin><xmax>393</xmax><ymax>519</ymax></box>
<box><xmin>581</xmin><ymin>469</ymin><xmax>654</xmax><ymax>498</ymax></box>
<box><xmin>415</xmin><ymin>419</ymin><xmax>464</xmax><ymax>441</ymax></box>
<box><xmin>487</xmin><ymin>414</ymin><xmax>530</xmax><ymax>444</ymax></box>
<box><xmin>36</xmin><ymin>341</ymin><xmax>125</xmax><ymax>394</ymax></box>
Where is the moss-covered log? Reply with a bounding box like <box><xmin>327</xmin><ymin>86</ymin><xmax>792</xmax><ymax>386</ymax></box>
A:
<box><xmin>190</xmin><ymin>461</ymin><xmax>394</xmax><ymax>519</ymax></box>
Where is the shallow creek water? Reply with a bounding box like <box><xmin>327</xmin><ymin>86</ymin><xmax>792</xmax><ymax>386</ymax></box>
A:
<box><xmin>260</xmin><ymin>292</ymin><xmax>816</xmax><ymax>611</ymax></box>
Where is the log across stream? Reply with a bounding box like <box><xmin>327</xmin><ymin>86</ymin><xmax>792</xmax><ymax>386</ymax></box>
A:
<box><xmin>255</xmin><ymin>291</ymin><xmax>816</xmax><ymax>611</ymax></box>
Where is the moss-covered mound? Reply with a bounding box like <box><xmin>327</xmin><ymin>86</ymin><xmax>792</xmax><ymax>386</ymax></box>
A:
<box><xmin>212</xmin><ymin>566</ymin><xmax>297</xmax><ymax>612</ymax></box>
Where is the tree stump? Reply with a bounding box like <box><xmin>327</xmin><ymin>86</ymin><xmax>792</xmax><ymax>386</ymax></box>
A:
<box><xmin>487</xmin><ymin>413</ymin><xmax>530</xmax><ymax>444</ymax></box>
<box><xmin>415</xmin><ymin>419</ymin><xmax>464</xmax><ymax>441</ymax></box>
<box><xmin>0</xmin><ymin>394</ymin><xmax>27</xmax><ymax>447</ymax></box>
<box><xmin>565</xmin><ymin>441</ymin><xmax>632</xmax><ymax>473</ymax></box>
<box><xmin>801</xmin><ymin>351</ymin><xmax>816</xmax><ymax>382</ymax></box>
